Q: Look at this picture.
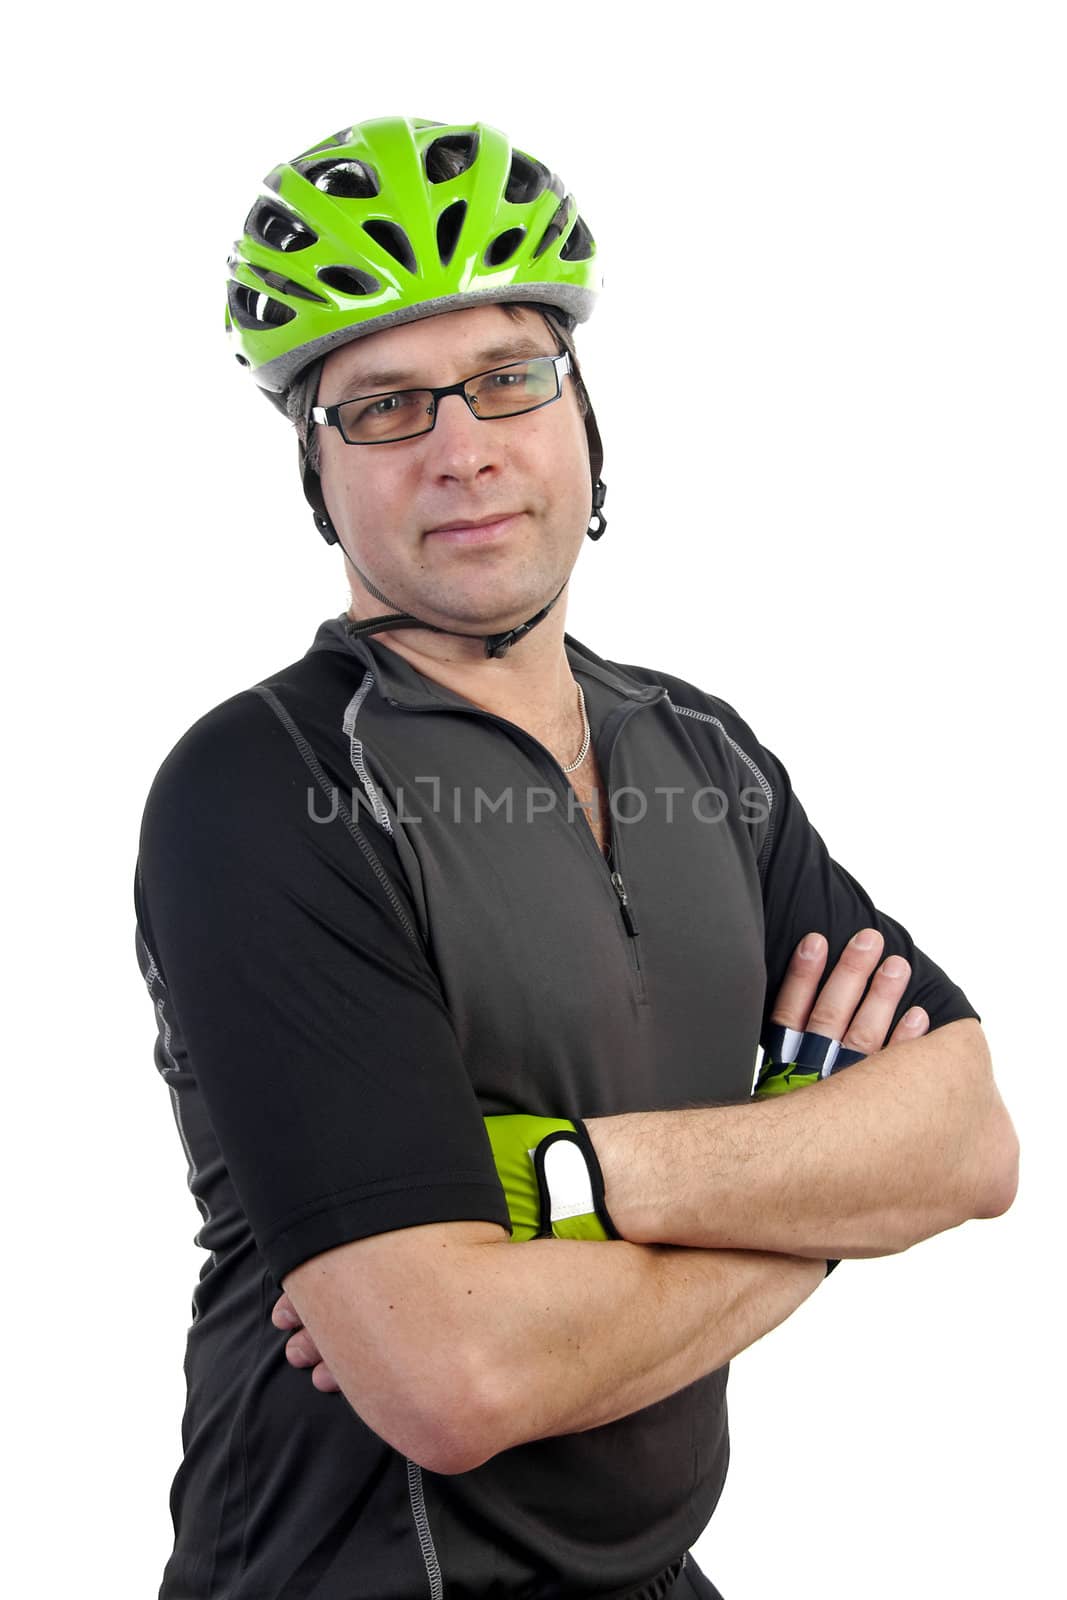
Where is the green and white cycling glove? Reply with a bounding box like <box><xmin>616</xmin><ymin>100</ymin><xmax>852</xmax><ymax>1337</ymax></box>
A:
<box><xmin>484</xmin><ymin>1114</ymin><xmax>622</xmax><ymax>1242</ymax></box>
<box><xmin>754</xmin><ymin>1024</ymin><xmax>866</xmax><ymax>1098</ymax></box>
<box><xmin>754</xmin><ymin>1024</ymin><xmax>868</xmax><ymax>1275</ymax></box>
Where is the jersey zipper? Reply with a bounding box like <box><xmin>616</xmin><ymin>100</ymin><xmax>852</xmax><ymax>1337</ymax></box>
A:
<box><xmin>391</xmin><ymin>694</ymin><xmax>659</xmax><ymax>1004</ymax></box>
<box><xmin>386</xmin><ymin>692</ymin><xmax>661</xmax><ymax>1006</ymax></box>
<box><xmin>608</xmin><ymin>859</ymin><xmax>638</xmax><ymax>936</ymax></box>
<box><xmin>605</xmin><ymin>846</ymin><xmax>646</xmax><ymax>1005</ymax></box>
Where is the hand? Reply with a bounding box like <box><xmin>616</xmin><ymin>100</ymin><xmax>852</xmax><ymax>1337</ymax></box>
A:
<box><xmin>761</xmin><ymin>927</ymin><xmax>930</xmax><ymax>1088</ymax></box>
<box><xmin>271</xmin><ymin>1291</ymin><xmax>339</xmax><ymax>1393</ymax></box>
<box><xmin>756</xmin><ymin>927</ymin><xmax>931</xmax><ymax>1275</ymax></box>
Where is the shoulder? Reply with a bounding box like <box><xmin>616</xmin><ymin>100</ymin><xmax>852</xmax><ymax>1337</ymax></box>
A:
<box><xmin>577</xmin><ymin>638</ymin><xmax>783</xmax><ymax>802</ymax></box>
<box><xmin>141</xmin><ymin>638</ymin><xmax>360</xmax><ymax>822</ymax></box>
<box><xmin>140</xmin><ymin>685</ymin><xmax>291</xmax><ymax>833</ymax></box>
<box><xmin>137</xmin><ymin>639</ymin><xmax>363</xmax><ymax>875</ymax></box>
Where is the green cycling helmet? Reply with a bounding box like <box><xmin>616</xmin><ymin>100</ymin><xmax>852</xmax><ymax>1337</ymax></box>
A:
<box><xmin>226</xmin><ymin>115</ymin><xmax>600</xmax><ymax>395</ymax></box>
<box><xmin>227</xmin><ymin>115</ymin><xmax>606</xmax><ymax>659</ymax></box>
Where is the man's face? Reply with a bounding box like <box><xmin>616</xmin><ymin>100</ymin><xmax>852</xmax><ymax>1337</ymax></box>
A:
<box><xmin>316</xmin><ymin>304</ymin><xmax>592</xmax><ymax>638</ymax></box>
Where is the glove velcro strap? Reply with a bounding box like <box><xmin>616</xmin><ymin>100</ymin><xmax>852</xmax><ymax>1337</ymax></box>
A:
<box><xmin>762</xmin><ymin>1024</ymin><xmax>849</xmax><ymax>1077</ymax></box>
<box><xmin>531</xmin><ymin>1123</ymin><xmax>622</xmax><ymax>1241</ymax></box>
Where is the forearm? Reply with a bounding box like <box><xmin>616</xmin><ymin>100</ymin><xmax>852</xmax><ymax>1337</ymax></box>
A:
<box><xmin>588</xmin><ymin>1019</ymin><xmax>1018</xmax><ymax>1258</ymax></box>
<box><xmin>285</xmin><ymin>1219</ymin><xmax>824</xmax><ymax>1474</ymax></box>
<box><xmin>472</xmin><ymin>1237</ymin><xmax>824</xmax><ymax>1459</ymax></box>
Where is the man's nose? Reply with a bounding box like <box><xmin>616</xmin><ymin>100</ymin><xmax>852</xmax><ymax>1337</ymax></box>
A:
<box><xmin>424</xmin><ymin>392</ymin><xmax>498</xmax><ymax>477</ymax></box>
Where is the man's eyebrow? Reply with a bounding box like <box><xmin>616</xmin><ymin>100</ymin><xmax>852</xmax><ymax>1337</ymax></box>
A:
<box><xmin>335</xmin><ymin>338</ymin><xmax>553</xmax><ymax>397</ymax></box>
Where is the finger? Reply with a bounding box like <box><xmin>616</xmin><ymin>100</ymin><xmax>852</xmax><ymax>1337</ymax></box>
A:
<box><xmin>285</xmin><ymin>1334</ymin><xmax>320</xmax><ymax>1368</ymax></box>
<box><xmin>271</xmin><ymin>1292</ymin><xmax>302</xmax><ymax>1331</ymax></box>
<box><xmin>839</xmin><ymin>953</ymin><xmax>913</xmax><ymax>1055</ymax></box>
<box><xmin>806</xmin><ymin>929</ymin><xmax>885</xmax><ymax>1039</ymax></box>
<box><xmin>889</xmin><ymin>1006</ymin><xmax>929</xmax><ymax>1045</ymax></box>
<box><xmin>311</xmin><ymin>1363</ymin><xmax>341</xmax><ymax>1394</ymax></box>
<box><xmin>768</xmin><ymin>933</ymin><xmax>830</xmax><ymax>1028</ymax></box>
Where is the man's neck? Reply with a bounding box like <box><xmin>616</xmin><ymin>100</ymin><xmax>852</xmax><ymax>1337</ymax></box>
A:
<box><xmin>345</xmin><ymin>597</ymin><xmax>581</xmax><ymax>749</ymax></box>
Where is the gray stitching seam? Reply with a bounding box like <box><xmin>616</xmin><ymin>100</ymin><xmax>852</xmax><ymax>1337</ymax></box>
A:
<box><xmin>140</xmin><ymin>940</ymin><xmax>177</xmax><ymax>1075</ymax></box>
<box><xmin>667</xmin><ymin>697</ymin><xmax>776</xmax><ymax>875</ymax></box>
<box><xmin>343</xmin><ymin>671</ymin><xmax>394</xmax><ymax>837</ymax></box>
<box><xmin>406</xmin><ymin>1459</ymin><xmax>444</xmax><ymax>1599</ymax></box>
<box><xmin>251</xmin><ymin>684</ymin><xmax>421</xmax><ymax>951</ymax></box>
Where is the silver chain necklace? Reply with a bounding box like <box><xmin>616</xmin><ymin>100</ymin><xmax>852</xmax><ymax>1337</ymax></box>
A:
<box><xmin>560</xmin><ymin>682</ymin><xmax>591</xmax><ymax>773</ymax></box>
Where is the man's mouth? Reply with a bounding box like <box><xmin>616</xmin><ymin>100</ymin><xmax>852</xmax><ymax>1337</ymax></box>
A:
<box><xmin>425</xmin><ymin>512</ymin><xmax>523</xmax><ymax>545</ymax></box>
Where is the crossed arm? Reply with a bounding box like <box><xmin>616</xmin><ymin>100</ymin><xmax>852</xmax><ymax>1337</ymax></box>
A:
<box><xmin>587</xmin><ymin>930</ymin><xmax>1018</xmax><ymax>1259</ymax></box>
<box><xmin>273</xmin><ymin>929</ymin><xmax>1018</xmax><ymax>1466</ymax></box>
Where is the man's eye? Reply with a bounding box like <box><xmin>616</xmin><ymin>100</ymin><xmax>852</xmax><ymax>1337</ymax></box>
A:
<box><xmin>362</xmin><ymin>394</ymin><xmax>405</xmax><ymax>418</ymax></box>
<box><xmin>489</xmin><ymin>372</ymin><xmax>524</xmax><ymax>387</ymax></box>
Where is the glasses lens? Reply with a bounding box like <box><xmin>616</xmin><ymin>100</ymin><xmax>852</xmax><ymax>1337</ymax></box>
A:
<box><xmin>337</xmin><ymin>390</ymin><xmax>434</xmax><ymax>443</ymax></box>
<box><xmin>467</xmin><ymin>358</ymin><xmax>559</xmax><ymax>418</ymax></box>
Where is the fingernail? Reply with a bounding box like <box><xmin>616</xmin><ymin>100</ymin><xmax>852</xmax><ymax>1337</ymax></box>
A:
<box><xmin>275</xmin><ymin>1308</ymin><xmax>299</xmax><ymax>1329</ymax></box>
<box><xmin>883</xmin><ymin>956</ymin><xmax>909</xmax><ymax>980</ymax></box>
<box><xmin>850</xmin><ymin>930</ymin><xmax>876</xmax><ymax>951</ymax></box>
<box><xmin>799</xmin><ymin>934</ymin><xmax>824</xmax><ymax>958</ymax></box>
<box><xmin>904</xmin><ymin>1007</ymin><xmax>926</xmax><ymax>1028</ymax></box>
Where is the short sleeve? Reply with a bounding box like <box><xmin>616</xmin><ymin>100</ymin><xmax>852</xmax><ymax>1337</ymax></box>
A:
<box><xmin>134</xmin><ymin>689</ymin><xmax>511</xmax><ymax>1285</ymax></box>
<box><xmin>755</xmin><ymin>736</ymin><xmax>979</xmax><ymax>1036</ymax></box>
<box><xmin>709</xmin><ymin>701</ymin><xmax>981</xmax><ymax>1038</ymax></box>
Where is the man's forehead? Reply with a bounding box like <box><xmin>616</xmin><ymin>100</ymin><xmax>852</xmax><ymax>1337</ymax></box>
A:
<box><xmin>322</xmin><ymin>304</ymin><xmax>555</xmax><ymax>394</ymax></box>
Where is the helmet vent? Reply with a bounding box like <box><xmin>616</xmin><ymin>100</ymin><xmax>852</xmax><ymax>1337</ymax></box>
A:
<box><xmin>244</xmin><ymin>198</ymin><xmax>317</xmax><ymax>253</ymax></box>
<box><xmin>505</xmin><ymin>153</ymin><xmax>551</xmax><ymax>205</ymax></box>
<box><xmin>246</xmin><ymin>264</ymin><xmax>329</xmax><ymax>304</ymax></box>
<box><xmin>295</xmin><ymin>129</ymin><xmax>358</xmax><ymax>159</ymax></box>
<box><xmin>317</xmin><ymin>265</ymin><xmax>381</xmax><ymax>297</ymax></box>
<box><xmin>560</xmin><ymin>213</ymin><xmax>594</xmax><ymax>262</ymax></box>
<box><xmin>298</xmin><ymin>158</ymin><xmax>380</xmax><ymax>199</ymax></box>
<box><xmin>304</xmin><ymin>127</ymin><xmax>355</xmax><ymax>152</ymax></box>
<box><xmin>425</xmin><ymin>133</ymin><xmax>479</xmax><ymax>183</ymax></box>
<box><xmin>436</xmin><ymin>200</ymin><xmax>467</xmax><ymax>266</ymax></box>
<box><xmin>227</xmin><ymin>282</ymin><xmax>296</xmax><ymax>331</ymax></box>
<box><xmin>485</xmin><ymin>227</ymin><xmax>526</xmax><ymax>268</ymax></box>
<box><xmin>362</xmin><ymin>219</ymin><xmax>418</xmax><ymax>273</ymax></box>
<box><xmin>532</xmin><ymin>196</ymin><xmax>572</xmax><ymax>260</ymax></box>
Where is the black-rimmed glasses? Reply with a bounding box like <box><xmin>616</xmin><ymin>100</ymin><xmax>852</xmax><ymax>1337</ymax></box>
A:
<box><xmin>311</xmin><ymin>352</ymin><xmax>572</xmax><ymax>445</ymax></box>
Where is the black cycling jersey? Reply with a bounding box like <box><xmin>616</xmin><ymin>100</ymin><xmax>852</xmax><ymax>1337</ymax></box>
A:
<box><xmin>134</xmin><ymin>615</ymin><xmax>979</xmax><ymax>1600</ymax></box>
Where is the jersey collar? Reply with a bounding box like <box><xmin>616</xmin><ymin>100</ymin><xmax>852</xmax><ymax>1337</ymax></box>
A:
<box><xmin>306</xmin><ymin>615</ymin><xmax>665</xmax><ymax>711</ymax></box>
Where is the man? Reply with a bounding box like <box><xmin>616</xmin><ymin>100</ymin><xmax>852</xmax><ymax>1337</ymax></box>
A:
<box><xmin>135</xmin><ymin>116</ymin><xmax>1017</xmax><ymax>1599</ymax></box>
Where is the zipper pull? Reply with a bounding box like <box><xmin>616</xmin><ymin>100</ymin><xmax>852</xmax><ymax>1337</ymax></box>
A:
<box><xmin>610</xmin><ymin>869</ymin><xmax>639</xmax><ymax>937</ymax></box>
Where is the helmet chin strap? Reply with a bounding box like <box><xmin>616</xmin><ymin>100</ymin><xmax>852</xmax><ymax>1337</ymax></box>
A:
<box><xmin>313</xmin><ymin>478</ymin><xmax>607</xmax><ymax>661</ymax></box>
<box><xmin>338</xmin><ymin>537</ymin><xmax>570</xmax><ymax>660</ymax></box>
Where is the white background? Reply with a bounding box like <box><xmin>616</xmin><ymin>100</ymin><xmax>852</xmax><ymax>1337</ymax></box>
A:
<box><xmin>6</xmin><ymin>2</ymin><xmax>1062</xmax><ymax>1595</ymax></box>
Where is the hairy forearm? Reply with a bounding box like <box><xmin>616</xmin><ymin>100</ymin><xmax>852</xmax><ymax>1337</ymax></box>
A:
<box><xmin>587</xmin><ymin>1019</ymin><xmax>1019</xmax><ymax>1258</ymax></box>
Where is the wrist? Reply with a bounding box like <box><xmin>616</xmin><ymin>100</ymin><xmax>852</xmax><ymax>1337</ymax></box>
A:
<box><xmin>566</xmin><ymin>1120</ymin><xmax>622</xmax><ymax>1240</ymax></box>
<box><xmin>582</xmin><ymin>1113</ymin><xmax>659</xmax><ymax>1244</ymax></box>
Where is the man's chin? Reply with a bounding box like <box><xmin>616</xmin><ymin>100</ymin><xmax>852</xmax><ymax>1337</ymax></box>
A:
<box><xmin>378</xmin><ymin>579</ymin><xmax>569</xmax><ymax>636</ymax></box>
